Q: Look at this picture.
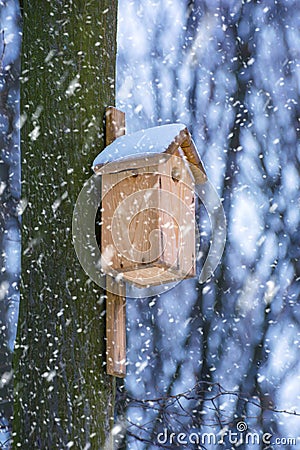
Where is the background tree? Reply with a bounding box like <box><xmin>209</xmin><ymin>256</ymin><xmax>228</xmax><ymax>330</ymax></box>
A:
<box><xmin>0</xmin><ymin>1</ymin><xmax>21</xmax><ymax>448</ymax></box>
<box><xmin>13</xmin><ymin>1</ymin><xmax>118</xmax><ymax>448</ymax></box>
<box><xmin>117</xmin><ymin>0</ymin><xmax>300</xmax><ymax>447</ymax></box>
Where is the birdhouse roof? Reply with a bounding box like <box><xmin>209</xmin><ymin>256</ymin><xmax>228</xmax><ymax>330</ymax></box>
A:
<box><xmin>93</xmin><ymin>123</ymin><xmax>207</xmax><ymax>184</ymax></box>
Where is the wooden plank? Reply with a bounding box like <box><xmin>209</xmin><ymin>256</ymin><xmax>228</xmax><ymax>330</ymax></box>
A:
<box><xmin>105</xmin><ymin>106</ymin><xmax>126</xmax><ymax>146</ymax></box>
<box><xmin>122</xmin><ymin>265</ymin><xmax>186</xmax><ymax>287</ymax></box>
<box><xmin>101</xmin><ymin>169</ymin><xmax>160</xmax><ymax>271</ymax></box>
<box><xmin>106</xmin><ymin>276</ymin><xmax>126</xmax><ymax>377</ymax></box>
<box><xmin>105</xmin><ymin>107</ymin><xmax>127</xmax><ymax>378</ymax></box>
<box><xmin>158</xmin><ymin>149</ymin><xmax>196</xmax><ymax>278</ymax></box>
<box><xmin>94</xmin><ymin>153</ymin><xmax>165</xmax><ymax>175</ymax></box>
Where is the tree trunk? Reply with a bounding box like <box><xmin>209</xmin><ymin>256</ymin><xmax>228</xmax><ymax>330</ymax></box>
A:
<box><xmin>13</xmin><ymin>1</ymin><xmax>118</xmax><ymax>448</ymax></box>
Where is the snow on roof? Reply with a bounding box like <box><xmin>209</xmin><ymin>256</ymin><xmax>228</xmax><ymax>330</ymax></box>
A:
<box><xmin>93</xmin><ymin>123</ymin><xmax>207</xmax><ymax>184</ymax></box>
<box><xmin>93</xmin><ymin>124</ymin><xmax>186</xmax><ymax>166</ymax></box>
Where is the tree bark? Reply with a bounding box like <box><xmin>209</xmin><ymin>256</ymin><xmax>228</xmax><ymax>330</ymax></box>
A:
<box><xmin>13</xmin><ymin>1</ymin><xmax>118</xmax><ymax>448</ymax></box>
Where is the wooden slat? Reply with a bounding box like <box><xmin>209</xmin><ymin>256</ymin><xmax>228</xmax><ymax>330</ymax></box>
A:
<box><xmin>105</xmin><ymin>106</ymin><xmax>126</xmax><ymax>146</ymax></box>
<box><xmin>104</xmin><ymin>106</ymin><xmax>127</xmax><ymax>378</ymax></box>
<box><xmin>122</xmin><ymin>265</ymin><xmax>189</xmax><ymax>287</ymax></box>
<box><xmin>106</xmin><ymin>276</ymin><xmax>126</xmax><ymax>377</ymax></box>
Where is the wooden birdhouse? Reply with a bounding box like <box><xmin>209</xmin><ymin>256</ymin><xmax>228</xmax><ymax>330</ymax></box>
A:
<box><xmin>93</xmin><ymin>117</ymin><xmax>207</xmax><ymax>289</ymax></box>
<box><xmin>91</xmin><ymin>107</ymin><xmax>207</xmax><ymax>378</ymax></box>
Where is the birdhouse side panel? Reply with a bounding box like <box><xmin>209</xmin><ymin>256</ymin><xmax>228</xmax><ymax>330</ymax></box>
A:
<box><xmin>157</xmin><ymin>151</ymin><xmax>196</xmax><ymax>278</ymax></box>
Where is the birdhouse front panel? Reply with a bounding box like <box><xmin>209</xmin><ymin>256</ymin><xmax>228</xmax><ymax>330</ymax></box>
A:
<box><xmin>101</xmin><ymin>165</ymin><xmax>160</xmax><ymax>273</ymax></box>
<box><xmin>94</xmin><ymin>123</ymin><xmax>207</xmax><ymax>288</ymax></box>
